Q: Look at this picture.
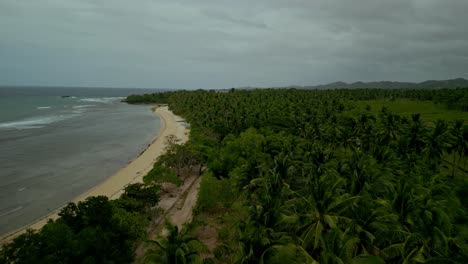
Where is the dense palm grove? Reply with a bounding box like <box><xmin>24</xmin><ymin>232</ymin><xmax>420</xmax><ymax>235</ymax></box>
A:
<box><xmin>162</xmin><ymin>88</ymin><xmax>468</xmax><ymax>263</ymax></box>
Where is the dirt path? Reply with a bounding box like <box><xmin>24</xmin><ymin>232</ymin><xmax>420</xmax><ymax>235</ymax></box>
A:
<box><xmin>149</xmin><ymin>175</ymin><xmax>201</xmax><ymax>239</ymax></box>
<box><xmin>134</xmin><ymin>175</ymin><xmax>201</xmax><ymax>263</ymax></box>
<box><xmin>166</xmin><ymin>176</ymin><xmax>201</xmax><ymax>229</ymax></box>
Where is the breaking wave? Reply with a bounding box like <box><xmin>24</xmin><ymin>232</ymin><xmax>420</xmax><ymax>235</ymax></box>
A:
<box><xmin>78</xmin><ymin>97</ymin><xmax>123</xmax><ymax>104</ymax></box>
<box><xmin>0</xmin><ymin>114</ymin><xmax>79</xmax><ymax>130</ymax></box>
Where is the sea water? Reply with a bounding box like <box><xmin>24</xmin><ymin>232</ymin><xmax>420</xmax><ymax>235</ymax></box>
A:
<box><xmin>0</xmin><ymin>87</ymin><xmax>161</xmax><ymax>236</ymax></box>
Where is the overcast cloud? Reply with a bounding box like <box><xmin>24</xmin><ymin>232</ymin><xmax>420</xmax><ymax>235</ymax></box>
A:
<box><xmin>1</xmin><ymin>0</ymin><xmax>467</xmax><ymax>89</ymax></box>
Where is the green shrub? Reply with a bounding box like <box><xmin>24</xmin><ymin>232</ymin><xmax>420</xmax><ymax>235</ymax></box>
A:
<box><xmin>144</xmin><ymin>164</ymin><xmax>182</xmax><ymax>186</ymax></box>
<box><xmin>195</xmin><ymin>172</ymin><xmax>235</xmax><ymax>213</ymax></box>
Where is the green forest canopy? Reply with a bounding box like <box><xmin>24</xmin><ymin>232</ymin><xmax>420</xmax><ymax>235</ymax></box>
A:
<box><xmin>2</xmin><ymin>87</ymin><xmax>468</xmax><ymax>263</ymax></box>
<box><xmin>128</xmin><ymin>88</ymin><xmax>468</xmax><ymax>263</ymax></box>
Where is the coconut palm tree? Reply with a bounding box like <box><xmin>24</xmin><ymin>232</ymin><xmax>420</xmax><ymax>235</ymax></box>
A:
<box><xmin>145</xmin><ymin>223</ymin><xmax>206</xmax><ymax>264</ymax></box>
<box><xmin>423</xmin><ymin>120</ymin><xmax>451</xmax><ymax>170</ymax></box>
<box><xmin>449</xmin><ymin>119</ymin><xmax>466</xmax><ymax>177</ymax></box>
<box><xmin>347</xmin><ymin>198</ymin><xmax>405</xmax><ymax>257</ymax></box>
<box><xmin>378</xmin><ymin>113</ymin><xmax>401</xmax><ymax>146</ymax></box>
<box><xmin>297</xmin><ymin>170</ymin><xmax>359</xmax><ymax>256</ymax></box>
<box><xmin>407</xmin><ymin>114</ymin><xmax>426</xmax><ymax>154</ymax></box>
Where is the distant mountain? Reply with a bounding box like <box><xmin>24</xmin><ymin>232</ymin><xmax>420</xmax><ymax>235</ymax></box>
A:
<box><xmin>302</xmin><ymin>78</ymin><xmax>468</xmax><ymax>90</ymax></box>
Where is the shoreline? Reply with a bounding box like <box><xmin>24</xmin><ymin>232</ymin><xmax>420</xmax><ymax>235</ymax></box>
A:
<box><xmin>0</xmin><ymin>105</ymin><xmax>189</xmax><ymax>244</ymax></box>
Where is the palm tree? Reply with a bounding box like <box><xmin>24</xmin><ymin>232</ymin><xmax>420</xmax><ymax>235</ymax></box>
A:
<box><xmin>235</xmin><ymin>219</ymin><xmax>295</xmax><ymax>264</ymax></box>
<box><xmin>449</xmin><ymin>119</ymin><xmax>466</xmax><ymax>177</ymax></box>
<box><xmin>348</xmin><ymin>198</ymin><xmax>405</xmax><ymax>257</ymax></box>
<box><xmin>234</xmin><ymin>155</ymin><xmax>300</xmax><ymax>263</ymax></box>
<box><xmin>423</xmin><ymin>120</ymin><xmax>451</xmax><ymax>170</ymax></box>
<box><xmin>323</xmin><ymin>115</ymin><xmax>343</xmax><ymax>147</ymax></box>
<box><xmin>339</xmin><ymin>123</ymin><xmax>355</xmax><ymax>154</ymax></box>
<box><xmin>259</xmin><ymin>243</ymin><xmax>317</xmax><ymax>264</ymax></box>
<box><xmin>407</xmin><ymin>113</ymin><xmax>426</xmax><ymax>154</ymax></box>
<box><xmin>145</xmin><ymin>223</ymin><xmax>206</xmax><ymax>264</ymax></box>
<box><xmin>378</xmin><ymin>113</ymin><xmax>400</xmax><ymax>146</ymax></box>
<box><xmin>297</xmin><ymin>170</ymin><xmax>359</xmax><ymax>257</ymax></box>
<box><xmin>354</xmin><ymin>114</ymin><xmax>376</xmax><ymax>152</ymax></box>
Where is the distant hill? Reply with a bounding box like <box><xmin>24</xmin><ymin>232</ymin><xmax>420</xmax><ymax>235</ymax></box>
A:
<box><xmin>302</xmin><ymin>78</ymin><xmax>468</xmax><ymax>90</ymax></box>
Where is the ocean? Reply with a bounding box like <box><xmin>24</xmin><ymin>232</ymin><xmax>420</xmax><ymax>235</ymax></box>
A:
<box><xmin>0</xmin><ymin>87</ymin><xmax>161</xmax><ymax>236</ymax></box>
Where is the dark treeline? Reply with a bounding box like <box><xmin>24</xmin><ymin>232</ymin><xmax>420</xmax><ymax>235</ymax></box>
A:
<box><xmin>167</xmin><ymin>88</ymin><xmax>468</xmax><ymax>138</ymax></box>
<box><xmin>129</xmin><ymin>87</ymin><xmax>468</xmax><ymax>112</ymax></box>
<box><xmin>130</xmin><ymin>88</ymin><xmax>468</xmax><ymax>263</ymax></box>
<box><xmin>329</xmin><ymin>88</ymin><xmax>468</xmax><ymax>112</ymax></box>
<box><xmin>126</xmin><ymin>92</ymin><xmax>171</xmax><ymax>104</ymax></box>
<box><xmin>0</xmin><ymin>183</ymin><xmax>160</xmax><ymax>263</ymax></box>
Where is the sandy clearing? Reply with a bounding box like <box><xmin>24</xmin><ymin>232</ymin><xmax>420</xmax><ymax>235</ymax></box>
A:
<box><xmin>147</xmin><ymin>174</ymin><xmax>201</xmax><ymax>239</ymax></box>
<box><xmin>166</xmin><ymin>176</ymin><xmax>201</xmax><ymax>229</ymax></box>
<box><xmin>134</xmin><ymin>174</ymin><xmax>201</xmax><ymax>263</ymax></box>
<box><xmin>0</xmin><ymin>106</ymin><xmax>188</xmax><ymax>244</ymax></box>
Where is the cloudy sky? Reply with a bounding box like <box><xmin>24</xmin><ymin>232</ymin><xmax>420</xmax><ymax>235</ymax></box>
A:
<box><xmin>1</xmin><ymin>0</ymin><xmax>467</xmax><ymax>89</ymax></box>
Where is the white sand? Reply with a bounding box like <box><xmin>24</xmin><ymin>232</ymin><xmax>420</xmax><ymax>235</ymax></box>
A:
<box><xmin>0</xmin><ymin>106</ymin><xmax>189</xmax><ymax>243</ymax></box>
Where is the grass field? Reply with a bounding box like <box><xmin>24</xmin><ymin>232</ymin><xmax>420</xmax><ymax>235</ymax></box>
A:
<box><xmin>350</xmin><ymin>99</ymin><xmax>468</xmax><ymax>123</ymax></box>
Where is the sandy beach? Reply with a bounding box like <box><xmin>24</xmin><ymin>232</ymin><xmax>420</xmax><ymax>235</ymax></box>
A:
<box><xmin>0</xmin><ymin>105</ymin><xmax>189</xmax><ymax>243</ymax></box>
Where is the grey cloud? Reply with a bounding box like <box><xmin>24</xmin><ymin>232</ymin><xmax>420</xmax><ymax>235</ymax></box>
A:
<box><xmin>1</xmin><ymin>0</ymin><xmax>468</xmax><ymax>88</ymax></box>
<box><xmin>201</xmin><ymin>9</ymin><xmax>269</xmax><ymax>29</ymax></box>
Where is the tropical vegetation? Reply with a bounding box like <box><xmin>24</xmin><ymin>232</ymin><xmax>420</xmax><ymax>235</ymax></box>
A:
<box><xmin>133</xmin><ymin>88</ymin><xmax>468</xmax><ymax>263</ymax></box>
<box><xmin>2</xmin><ymin>87</ymin><xmax>467</xmax><ymax>263</ymax></box>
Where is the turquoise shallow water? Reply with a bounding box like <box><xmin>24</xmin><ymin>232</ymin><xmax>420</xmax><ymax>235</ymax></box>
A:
<box><xmin>0</xmin><ymin>87</ymin><xmax>161</xmax><ymax>235</ymax></box>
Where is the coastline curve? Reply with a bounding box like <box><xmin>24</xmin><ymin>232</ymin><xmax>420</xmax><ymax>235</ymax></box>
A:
<box><xmin>0</xmin><ymin>106</ymin><xmax>189</xmax><ymax>244</ymax></box>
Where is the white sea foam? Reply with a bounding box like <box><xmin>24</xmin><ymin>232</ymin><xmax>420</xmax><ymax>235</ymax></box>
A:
<box><xmin>17</xmin><ymin>187</ymin><xmax>26</xmax><ymax>192</ymax></box>
<box><xmin>72</xmin><ymin>104</ymin><xmax>96</xmax><ymax>109</ymax></box>
<box><xmin>37</xmin><ymin>106</ymin><xmax>51</xmax><ymax>110</ymax></box>
<box><xmin>79</xmin><ymin>97</ymin><xmax>123</xmax><ymax>104</ymax></box>
<box><xmin>0</xmin><ymin>206</ymin><xmax>24</xmax><ymax>217</ymax></box>
<box><xmin>0</xmin><ymin>114</ymin><xmax>79</xmax><ymax>130</ymax></box>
